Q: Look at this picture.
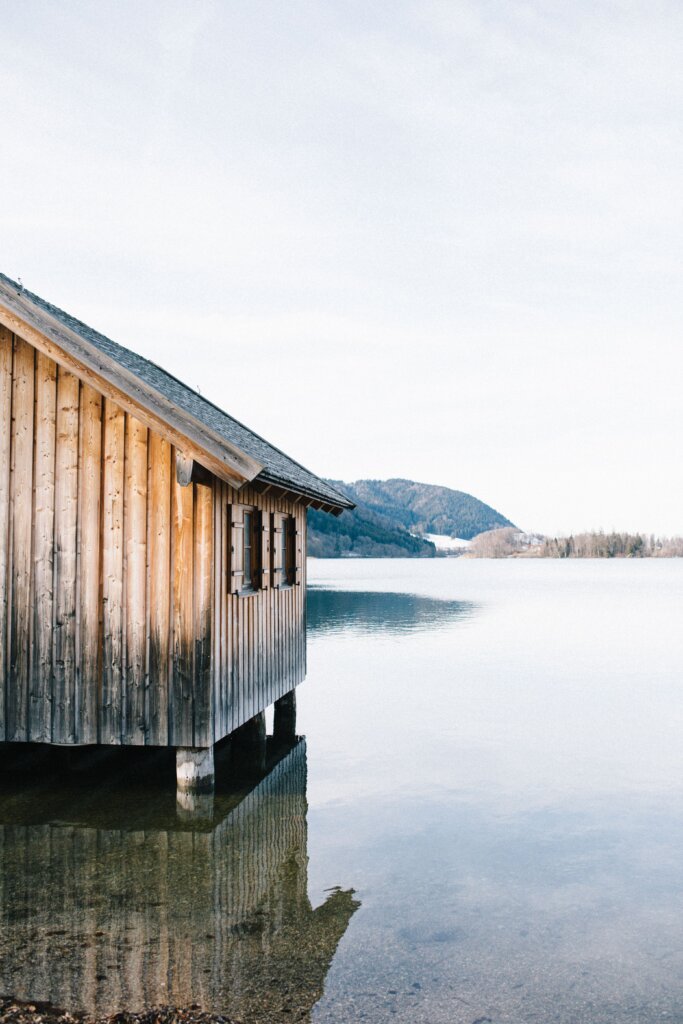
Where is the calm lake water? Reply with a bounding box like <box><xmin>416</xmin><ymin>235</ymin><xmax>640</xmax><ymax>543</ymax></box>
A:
<box><xmin>2</xmin><ymin>558</ymin><xmax>683</xmax><ymax>1023</ymax></box>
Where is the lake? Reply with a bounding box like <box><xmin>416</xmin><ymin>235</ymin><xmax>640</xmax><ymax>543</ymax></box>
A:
<box><xmin>2</xmin><ymin>558</ymin><xmax>683</xmax><ymax>1023</ymax></box>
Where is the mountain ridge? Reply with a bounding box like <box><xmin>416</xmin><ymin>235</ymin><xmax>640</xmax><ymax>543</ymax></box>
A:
<box><xmin>308</xmin><ymin>478</ymin><xmax>514</xmax><ymax>558</ymax></box>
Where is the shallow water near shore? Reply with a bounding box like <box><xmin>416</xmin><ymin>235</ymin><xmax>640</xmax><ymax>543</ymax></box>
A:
<box><xmin>2</xmin><ymin>558</ymin><xmax>683</xmax><ymax>1023</ymax></box>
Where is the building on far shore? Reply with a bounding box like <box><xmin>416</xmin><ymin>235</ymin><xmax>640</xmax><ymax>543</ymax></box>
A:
<box><xmin>0</xmin><ymin>273</ymin><xmax>353</xmax><ymax>790</ymax></box>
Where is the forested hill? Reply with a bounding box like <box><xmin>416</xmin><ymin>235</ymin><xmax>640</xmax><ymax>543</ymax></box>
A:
<box><xmin>308</xmin><ymin>478</ymin><xmax>514</xmax><ymax>558</ymax></box>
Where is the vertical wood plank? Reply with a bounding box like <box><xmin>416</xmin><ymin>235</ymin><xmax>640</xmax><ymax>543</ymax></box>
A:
<box><xmin>247</xmin><ymin>588</ymin><xmax>254</xmax><ymax>720</ymax></box>
<box><xmin>0</xmin><ymin>327</ymin><xmax>13</xmax><ymax>740</ymax></box>
<box><xmin>171</xmin><ymin>466</ymin><xmax>194</xmax><ymax>746</ymax></box>
<box><xmin>301</xmin><ymin>506</ymin><xmax>307</xmax><ymax>679</ymax></box>
<box><xmin>248</xmin><ymin>490</ymin><xmax>255</xmax><ymax>720</ymax></box>
<box><xmin>194</xmin><ymin>481</ymin><xmax>213</xmax><ymax>747</ymax></box>
<box><xmin>230</xmin><ymin>501</ymin><xmax>244</xmax><ymax>730</ymax></box>
<box><xmin>31</xmin><ymin>351</ymin><xmax>57</xmax><ymax>741</ymax></box>
<box><xmin>276</xmin><ymin>513</ymin><xmax>282</xmax><ymax>696</ymax></box>
<box><xmin>8</xmin><ymin>336</ymin><xmax>35</xmax><ymax>741</ymax></box>
<box><xmin>299</xmin><ymin>507</ymin><xmax>304</xmax><ymax>679</ymax></box>
<box><xmin>247</xmin><ymin>488</ymin><xmax>254</xmax><ymax>721</ymax></box>
<box><xmin>124</xmin><ymin>416</ymin><xmax>148</xmax><ymax>744</ymax></box>
<box><xmin>213</xmin><ymin>478</ymin><xmax>224</xmax><ymax>743</ymax></box>
<box><xmin>149</xmin><ymin>433</ymin><xmax>171</xmax><ymax>746</ymax></box>
<box><xmin>226</xmin><ymin>486</ymin><xmax>233</xmax><ymax>733</ymax></box>
<box><xmin>101</xmin><ymin>400</ymin><xmax>125</xmax><ymax>743</ymax></box>
<box><xmin>267</xmin><ymin>498</ymin><xmax>274</xmax><ymax>711</ymax></box>
<box><xmin>229</xmin><ymin>490</ymin><xmax>237</xmax><ymax>733</ymax></box>
<box><xmin>77</xmin><ymin>384</ymin><xmax>102</xmax><ymax>743</ymax></box>
<box><xmin>272</xmin><ymin>511</ymin><xmax>282</xmax><ymax>702</ymax></box>
<box><xmin>262</xmin><ymin>503</ymin><xmax>268</xmax><ymax>714</ymax></box>
<box><xmin>53</xmin><ymin>368</ymin><xmax>80</xmax><ymax>743</ymax></box>
<box><xmin>220</xmin><ymin>480</ymin><xmax>227</xmax><ymax>739</ymax></box>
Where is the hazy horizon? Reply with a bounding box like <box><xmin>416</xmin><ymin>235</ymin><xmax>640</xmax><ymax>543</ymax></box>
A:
<box><xmin>1</xmin><ymin>1</ymin><xmax>681</xmax><ymax>535</ymax></box>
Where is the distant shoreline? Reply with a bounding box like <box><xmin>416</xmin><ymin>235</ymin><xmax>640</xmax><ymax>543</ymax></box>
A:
<box><xmin>308</xmin><ymin>553</ymin><xmax>683</xmax><ymax>560</ymax></box>
<box><xmin>465</xmin><ymin>528</ymin><xmax>683</xmax><ymax>559</ymax></box>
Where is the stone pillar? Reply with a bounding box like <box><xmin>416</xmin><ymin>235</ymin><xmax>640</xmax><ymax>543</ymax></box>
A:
<box><xmin>274</xmin><ymin>689</ymin><xmax>297</xmax><ymax>741</ymax></box>
<box><xmin>176</xmin><ymin>746</ymin><xmax>215</xmax><ymax>793</ymax></box>
<box><xmin>176</xmin><ymin>789</ymin><xmax>214</xmax><ymax>822</ymax></box>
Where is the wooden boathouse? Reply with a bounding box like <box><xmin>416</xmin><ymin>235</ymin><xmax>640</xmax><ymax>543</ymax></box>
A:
<box><xmin>0</xmin><ymin>273</ymin><xmax>352</xmax><ymax>789</ymax></box>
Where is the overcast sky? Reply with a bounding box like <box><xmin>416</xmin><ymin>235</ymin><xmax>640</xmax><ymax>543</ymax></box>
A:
<box><xmin>1</xmin><ymin>1</ymin><xmax>682</xmax><ymax>534</ymax></box>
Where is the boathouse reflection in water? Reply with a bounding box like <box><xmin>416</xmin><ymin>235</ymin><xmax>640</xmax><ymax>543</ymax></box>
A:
<box><xmin>0</xmin><ymin>739</ymin><xmax>359</xmax><ymax>1020</ymax></box>
<box><xmin>307</xmin><ymin>587</ymin><xmax>475</xmax><ymax>636</ymax></box>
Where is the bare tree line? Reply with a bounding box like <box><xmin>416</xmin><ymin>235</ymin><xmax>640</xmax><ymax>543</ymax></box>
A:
<box><xmin>468</xmin><ymin>528</ymin><xmax>683</xmax><ymax>559</ymax></box>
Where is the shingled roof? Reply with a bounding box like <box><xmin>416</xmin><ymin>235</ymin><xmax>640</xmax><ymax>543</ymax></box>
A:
<box><xmin>0</xmin><ymin>273</ymin><xmax>353</xmax><ymax>514</ymax></box>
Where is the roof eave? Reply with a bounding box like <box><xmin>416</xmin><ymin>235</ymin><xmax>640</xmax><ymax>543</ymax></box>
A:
<box><xmin>252</xmin><ymin>473</ymin><xmax>354</xmax><ymax>515</ymax></box>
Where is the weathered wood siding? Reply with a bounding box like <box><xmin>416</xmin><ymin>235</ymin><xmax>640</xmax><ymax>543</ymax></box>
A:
<box><xmin>0</xmin><ymin>328</ymin><xmax>307</xmax><ymax>748</ymax></box>
<box><xmin>212</xmin><ymin>482</ymin><xmax>306</xmax><ymax>745</ymax></box>
<box><xmin>0</xmin><ymin>332</ymin><xmax>213</xmax><ymax>746</ymax></box>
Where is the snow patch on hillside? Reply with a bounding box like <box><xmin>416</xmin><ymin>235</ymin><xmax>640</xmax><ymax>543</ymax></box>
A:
<box><xmin>424</xmin><ymin>533</ymin><xmax>471</xmax><ymax>552</ymax></box>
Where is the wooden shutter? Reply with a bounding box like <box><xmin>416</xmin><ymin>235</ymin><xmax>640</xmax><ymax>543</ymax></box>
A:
<box><xmin>272</xmin><ymin>514</ymin><xmax>283</xmax><ymax>586</ymax></box>
<box><xmin>293</xmin><ymin>521</ymin><xmax>303</xmax><ymax>586</ymax></box>
<box><xmin>260</xmin><ymin>512</ymin><xmax>270</xmax><ymax>590</ymax></box>
<box><xmin>229</xmin><ymin>503</ymin><xmax>244</xmax><ymax>594</ymax></box>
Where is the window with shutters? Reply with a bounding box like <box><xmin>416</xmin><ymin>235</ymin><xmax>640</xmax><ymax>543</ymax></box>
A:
<box><xmin>229</xmin><ymin>504</ymin><xmax>267</xmax><ymax>594</ymax></box>
<box><xmin>243</xmin><ymin>510</ymin><xmax>255</xmax><ymax>589</ymax></box>
<box><xmin>271</xmin><ymin>513</ymin><xmax>300</xmax><ymax>587</ymax></box>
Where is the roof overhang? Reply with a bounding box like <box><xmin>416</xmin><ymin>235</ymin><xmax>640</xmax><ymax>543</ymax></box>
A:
<box><xmin>251</xmin><ymin>476</ymin><xmax>354</xmax><ymax>516</ymax></box>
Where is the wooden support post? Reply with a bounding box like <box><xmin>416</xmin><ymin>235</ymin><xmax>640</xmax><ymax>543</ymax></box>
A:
<box><xmin>274</xmin><ymin>689</ymin><xmax>297</xmax><ymax>741</ymax></box>
<box><xmin>236</xmin><ymin>710</ymin><xmax>267</xmax><ymax>774</ymax></box>
<box><xmin>176</xmin><ymin>746</ymin><xmax>215</xmax><ymax>792</ymax></box>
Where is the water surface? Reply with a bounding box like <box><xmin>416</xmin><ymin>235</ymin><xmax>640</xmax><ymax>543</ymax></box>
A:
<box><xmin>2</xmin><ymin>558</ymin><xmax>683</xmax><ymax>1023</ymax></box>
<box><xmin>302</xmin><ymin>559</ymin><xmax>683</xmax><ymax>1023</ymax></box>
